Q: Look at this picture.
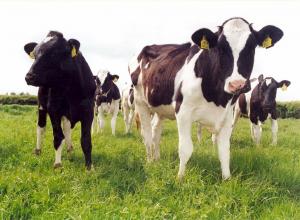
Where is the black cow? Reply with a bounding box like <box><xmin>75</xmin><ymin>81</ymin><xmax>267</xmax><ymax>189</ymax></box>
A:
<box><xmin>24</xmin><ymin>31</ymin><xmax>96</xmax><ymax>170</ymax></box>
<box><xmin>233</xmin><ymin>74</ymin><xmax>291</xmax><ymax>145</ymax></box>
<box><xmin>92</xmin><ymin>70</ymin><xmax>120</xmax><ymax>135</ymax></box>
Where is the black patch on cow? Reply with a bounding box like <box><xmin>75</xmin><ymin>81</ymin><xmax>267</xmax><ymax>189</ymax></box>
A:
<box><xmin>129</xmin><ymin>88</ymin><xmax>134</xmax><ymax>105</ymax></box>
<box><xmin>238</xmin><ymin>93</ymin><xmax>248</xmax><ymax>115</ymax></box>
<box><xmin>138</xmin><ymin>43</ymin><xmax>191</xmax><ymax>107</ymax></box>
<box><xmin>175</xmin><ymin>82</ymin><xmax>183</xmax><ymax>113</ymax></box>
<box><xmin>187</xmin><ymin>45</ymin><xmax>200</xmax><ymax>63</ymax></box>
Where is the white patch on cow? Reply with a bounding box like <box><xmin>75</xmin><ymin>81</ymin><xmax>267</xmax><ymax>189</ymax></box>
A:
<box><xmin>62</xmin><ymin>116</ymin><xmax>72</xmax><ymax>150</ymax></box>
<box><xmin>54</xmin><ymin>140</ymin><xmax>64</xmax><ymax>165</ymax></box>
<box><xmin>271</xmin><ymin>119</ymin><xmax>278</xmax><ymax>145</ymax></box>
<box><xmin>36</xmin><ymin>125</ymin><xmax>46</xmax><ymax>150</ymax></box>
<box><xmin>39</xmin><ymin>105</ymin><xmax>44</xmax><ymax>110</ymax></box>
<box><xmin>222</xmin><ymin>18</ymin><xmax>251</xmax><ymax>93</ymax></box>
<box><xmin>265</xmin><ymin>78</ymin><xmax>272</xmax><ymax>86</ymax></box>
<box><xmin>144</xmin><ymin>62</ymin><xmax>149</xmax><ymax>69</ymax></box>
<box><xmin>97</xmin><ymin>99</ymin><xmax>120</xmax><ymax>135</ymax></box>
<box><xmin>251</xmin><ymin>122</ymin><xmax>262</xmax><ymax>145</ymax></box>
<box><xmin>43</xmin><ymin>36</ymin><xmax>53</xmax><ymax>43</ymax></box>
<box><xmin>122</xmin><ymin>86</ymin><xmax>135</xmax><ymax>133</ymax></box>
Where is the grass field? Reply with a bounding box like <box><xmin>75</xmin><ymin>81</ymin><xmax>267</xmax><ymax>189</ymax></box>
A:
<box><xmin>0</xmin><ymin>105</ymin><xmax>300</xmax><ymax>219</ymax></box>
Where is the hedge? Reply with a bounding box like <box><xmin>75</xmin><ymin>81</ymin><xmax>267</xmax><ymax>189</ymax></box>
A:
<box><xmin>0</xmin><ymin>95</ymin><xmax>299</xmax><ymax>118</ymax></box>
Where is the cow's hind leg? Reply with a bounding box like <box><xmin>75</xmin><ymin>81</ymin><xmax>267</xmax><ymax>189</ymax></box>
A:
<box><xmin>97</xmin><ymin>106</ymin><xmax>105</xmax><ymax>133</ymax></box>
<box><xmin>81</xmin><ymin>111</ymin><xmax>94</xmax><ymax>170</ymax></box>
<box><xmin>151</xmin><ymin>114</ymin><xmax>163</xmax><ymax>161</ymax></box>
<box><xmin>123</xmin><ymin>104</ymin><xmax>130</xmax><ymax>133</ymax></box>
<box><xmin>35</xmin><ymin>108</ymin><xmax>47</xmax><ymax>155</ymax></box>
<box><xmin>136</xmin><ymin>101</ymin><xmax>153</xmax><ymax>162</ymax></box>
<box><xmin>62</xmin><ymin>116</ymin><xmax>73</xmax><ymax>153</ymax></box>
<box><xmin>177</xmin><ymin>110</ymin><xmax>193</xmax><ymax>180</ymax></box>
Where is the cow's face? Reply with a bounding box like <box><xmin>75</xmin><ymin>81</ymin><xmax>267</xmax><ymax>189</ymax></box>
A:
<box><xmin>191</xmin><ymin>17</ymin><xmax>283</xmax><ymax>95</ymax></box>
<box><xmin>257</xmin><ymin>74</ymin><xmax>291</xmax><ymax>111</ymax></box>
<box><xmin>97</xmin><ymin>70</ymin><xmax>119</xmax><ymax>94</ymax></box>
<box><xmin>24</xmin><ymin>31</ymin><xmax>80</xmax><ymax>87</ymax></box>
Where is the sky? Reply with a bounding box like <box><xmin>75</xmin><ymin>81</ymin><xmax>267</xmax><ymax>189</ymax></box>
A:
<box><xmin>0</xmin><ymin>0</ymin><xmax>299</xmax><ymax>101</ymax></box>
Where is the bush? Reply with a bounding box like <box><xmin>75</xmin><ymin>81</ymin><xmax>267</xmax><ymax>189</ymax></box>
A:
<box><xmin>277</xmin><ymin>101</ymin><xmax>300</xmax><ymax>119</ymax></box>
<box><xmin>0</xmin><ymin>95</ymin><xmax>37</xmax><ymax>105</ymax></box>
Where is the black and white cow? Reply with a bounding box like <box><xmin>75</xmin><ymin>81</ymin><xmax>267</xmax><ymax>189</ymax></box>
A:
<box><xmin>34</xmin><ymin>87</ymin><xmax>73</xmax><ymax>155</ymax></box>
<box><xmin>129</xmin><ymin>17</ymin><xmax>283</xmax><ymax>180</ymax></box>
<box><xmin>233</xmin><ymin>74</ymin><xmax>290</xmax><ymax>145</ymax></box>
<box><xmin>24</xmin><ymin>31</ymin><xmax>96</xmax><ymax>170</ymax></box>
<box><xmin>121</xmin><ymin>84</ymin><xmax>141</xmax><ymax>134</ymax></box>
<box><xmin>93</xmin><ymin>70</ymin><xmax>120</xmax><ymax>135</ymax></box>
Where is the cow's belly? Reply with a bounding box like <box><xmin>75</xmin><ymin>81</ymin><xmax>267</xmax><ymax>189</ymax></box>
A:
<box><xmin>150</xmin><ymin>104</ymin><xmax>176</xmax><ymax>120</ymax></box>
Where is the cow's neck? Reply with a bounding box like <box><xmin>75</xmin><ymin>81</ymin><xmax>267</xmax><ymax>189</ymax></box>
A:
<box><xmin>194</xmin><ymin>47</ymin><xmax>234</xmax><ymax>108</ymax></box>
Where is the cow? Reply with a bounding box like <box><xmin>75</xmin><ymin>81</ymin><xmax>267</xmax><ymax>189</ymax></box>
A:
<box><xmin>121</xmin><ymin>84</ymin><xmax>141</xmax><ymax>134</ymax></box>
<box><xmin>94</xmin><ymin>70</ymin><xmax>120</xmax><ymax>135</ymax></box>
<box><xmin>34</xmin><ymin>87</ymin><xmax>73</xmax><ymax>155</ymax></box>
<box><xmin>233</xmin><ymin>74</ymin><xmax>290</xmax><ymax>145</ymax></box>
<box><xmin>129</xmin><ymin>17</ymin><xmax>283</xmax><ymax>180</ymax></box>
<box><xmin>24</xmin><ymin>31</ymin><xmax>96</xmax><ymax>170</ymax></box>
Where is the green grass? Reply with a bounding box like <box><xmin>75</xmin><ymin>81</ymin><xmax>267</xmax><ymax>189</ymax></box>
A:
<box><xmin>0</xmin><ymin>105</ymin><xmax>300</xmax><ymax>219</ymax></box>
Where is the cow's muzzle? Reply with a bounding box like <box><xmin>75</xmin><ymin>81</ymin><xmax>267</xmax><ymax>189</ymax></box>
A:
<box><xmin>25</xmin><ymin>73</ymin><xmax>38</xmax><ymax>86</ymax></box>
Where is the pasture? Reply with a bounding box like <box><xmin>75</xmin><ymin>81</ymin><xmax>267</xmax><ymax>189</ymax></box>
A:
<box><xmin>0</xmin><ymin>105</ymin><xmax>299</xmax><ymax>219</ymax></box>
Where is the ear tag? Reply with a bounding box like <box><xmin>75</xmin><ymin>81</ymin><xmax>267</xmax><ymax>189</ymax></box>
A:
<box><xmin>200</xmin><ymin>36</ymin><xmax>209</xmax><ymax>49</ymax></box>
<box><xmin>281</xmin><ymin>83</ymin><xmax>287</xmax><ymax>91</ymax></box>
<box><xmin>71</xmin><ymin>46</ymin><xmax>77</xmax><ymax>58</ymax></box>
<box><xmin>262</xmin><ymin>36</ymin><xmax>272</xmax><ymax>48</ymax></box>
<box><xmin>29</xmin><ymin>51</ymin><xmax>35</xmax><ymax>59</ymax></box>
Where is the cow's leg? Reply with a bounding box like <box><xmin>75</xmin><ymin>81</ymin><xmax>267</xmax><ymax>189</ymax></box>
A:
<box><xmin>110</xmin><ymin>101</ymin><xmax>119</xmax><ymax>136</ymax></box>
<box><xmin>252</xmin><ymin>122</ymin><xmax>262</xmax><ymax>145</ymax></box>
<box><xmin>212</xmin><ymin>133</ymin><xmax>217</xmax><ymax>146</ymax></box>
<box><xmin>136</xmin><ymin>102</ymin><xmax>153</xmax><ymax>162</ymax></box>
<box><xmin>216</xmin><ymin>119</ymin><xmax>232</xmax><ymax>180</ymax></box>
<box><xmin>35</xmin><ymin>108</ymin><xmax>47</xmax><ymax>155</ymax></box>
<box><xmin>196</xmin><ymin>122</ymin><xmax>202</xmax><ymax>142</ymax></box>
<box><xmin>177</xmin><ymin>111</ymin><xmax>193</xmax><ymax>180</ymax></box>
<box><xmin>123</xmin><ymin>105</ymin><xmax>130</xmax><ymax>133</ymax></box>
<box><xmin>62</xmin><ymin>116</ymin><xmax>73</xmax><ymax>153</ymax></box>
<box><xmin>97</xmin><ymin>106</ymin><xmax>104</xmax><ymax>133</ymax></box>
<box><xmin>128</xmin><ymin>109</ymin><xmax>134</xmax><ymax>133</ymax></box>
<box><xmin>48</xmin><ymin>113</ymin><xmax>64</xmax><ymax>168</ymax></box>
<box><xmin>151</xmin><ymin>114</ymin><xmax>163</xmax><ymax>161</ymax></box>
<box><xmin>135</xmin><ymin>111</ymin><xmax>141</xmax><ymax>133</ymax></box>
<box><xmin>80</xmin><ymin>112</ymin><xmax>93</xmax><ymax>170</ymax></box>
<box><xmin>232</xmin><ymin>106</ymin><xmax>241</xmax><ymax>128</ymax></box>
<box><xmin>271</xmin><ymin>119</ymin><xmax>278</xmax><ymax>145</ymax></box>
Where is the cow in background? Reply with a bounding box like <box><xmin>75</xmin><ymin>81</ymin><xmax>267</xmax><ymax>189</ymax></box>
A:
<box><xmin>94</xmin><ymin>70</ymin><xmax>120</xmax><ymax>135</ymax></box>
<box><xmin>24</xmin><ymin>31</ymin><xmax>95</xmax><ymax>170</ymax></box>
<box><xmin>233</xmin><ymin>74</ymin><xmax>291</xmax><ymax>145</ymax></box>
<box><xmin>130</xmin><ymin>17</ymin><xmax>283</xmax><ymax>180</ymax></box>
<box><xmin>121</xmin><ymin>84</ymin><xmax>141</xmax><ymax>134</ymax></box>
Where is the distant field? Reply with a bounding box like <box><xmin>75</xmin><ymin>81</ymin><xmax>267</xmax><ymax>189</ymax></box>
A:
<box><xmin>0</xmin><ymin>105</ymin><xmax>299</xmax><ymax>219</ymax></box>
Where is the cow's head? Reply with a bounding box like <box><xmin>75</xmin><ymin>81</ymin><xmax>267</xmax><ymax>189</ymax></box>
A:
<box><xmin>24</xmin><ymin>31</ymin><xmax>80</xmax><ymax>87</ymax></box>
<box><xmin>256</xmin><ymin>74</ymin><xmax>290</xmax><ymax>111</ymax></box>
<box><xmin>97</xmin><ymin>69</ymin><xmax>119</xmax><ymax>95</ymax></box>
<box><xmin>191</xmin><ymin>17</ymin><xmax>283</xmax><ymax>95</ymax></box>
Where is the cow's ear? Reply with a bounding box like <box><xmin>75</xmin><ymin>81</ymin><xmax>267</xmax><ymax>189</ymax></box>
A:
<box><xmin>254</xmin><ymin>25</ymin><xmax>283</xmax><ymax>49</ymax></box>
<box><xmin>68</xmin><ymin>39</ymin><xmax>80</xmax><ymax>58</ymax></box>
<box><xmin>112</xmin><ymin>75</ymin><xmax>119</xmax><ymax>82</ymax></box>
<box><xmin>277</xmin><ymin>80</ymin><xmax>291</xmax><ymax>91</ymax></box>
<box><xmin>258</xmin><ymin>74</ymin><xmax>264</xmax><ymax>83</ymax></box>
<box><xmin>24</xmin><ymin>42</ymin><xmax>37</xmax><ymax>59</ymax></box>
<box><xmin>191</xmin><ymin>28</ymin><xmax>218</xmax><ymax>49</ymax></box>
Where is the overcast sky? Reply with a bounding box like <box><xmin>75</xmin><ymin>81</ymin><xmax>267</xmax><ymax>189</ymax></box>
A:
<box><xmin>1</xmin><ymin>0</ymin><xmax>299</xmax><ymax>101</ymax></box>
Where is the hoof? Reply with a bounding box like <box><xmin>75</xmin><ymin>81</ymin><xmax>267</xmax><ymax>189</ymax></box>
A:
<box><xmin>53</xmin><ymin>163</ymin><xmax>62</xmax><ymax>169</ymax></box>
<box><xmin>222</xmin><ymin>175</ymin><xmax>231</xmax><ymax>181</ymax></box>
<box><xmin>33</xmin><ymin>148</ymin><xmax>41</xmax><ymax>156</ymax></box>
<box><xmin>86</xmin><ymin>164</ymin><xmax>94</xmax><ymax>172</ymax></box>
<box><xmin>67</xmin><ymin>146</ymin><xmax>74</xmax><ymax>153</ymax></box>
<box><xmin>177</xmin><ymin>174</ymin><xmax>184</xmax><ymax>182</ymax></box>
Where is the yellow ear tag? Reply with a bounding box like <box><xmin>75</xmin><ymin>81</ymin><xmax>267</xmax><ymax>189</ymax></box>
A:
<box><xmin>281</xmin><ymin>83</ymin><xmax>287</xmax><ymax>91</ymax></box>
<box><xmin>262</xmin><ymin>36</ymin><xmax>272</xmax><ymax>48</ymax></box>
<box><xmin>200</xmin><ymin>36</ymin><xmax>209</xmax><ymax>49</ymax></box>
<box><xmin>29</xmin><ymin>51</ymin><xmax>35</xmax><ymax>59</ymax></box>
<box><xmin>71</xmin><ymin>46</ymin><xmax>77</xmax><ymax>58</ymax></box>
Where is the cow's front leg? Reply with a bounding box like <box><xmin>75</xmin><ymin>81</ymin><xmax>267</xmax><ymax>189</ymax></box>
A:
<box><xmin>123</xmin><ymin>104</ymin><xmax>130</xmax><ymax>134</ymax></box>
<box><xmin>196</xmin><ymin>122</ymin><xmax>202</xmax><ymax>142</ymax></box>
<box><xmin>251</xmin><ymin>122</ymin><xmax>262</xmax><ymax>145</ymax></box>
<box><xmin>110</xmin><ymin>100</ymin><xmax>119</xmax><ymax>136</ymax></box>
<box><xmin>151</xmin><ymin>114</ymin><xmax>163</xmax><ymax>161</ymax></box>
<box><xmin>81</xmin><ymin>119</ymin><xmax>93</xmax><ymax>170</ymax></box>
<box><xmin>135</xmin><ymin>101</ymin><xmax>153</xmax><ymax>162</ymax></box>
<box><xmin>216</xmin><ymin>120</ymin><xmax>232</xmax><ymax>180</ymax></box>
<box><xmin>271</xmin><ymin>119</ymin><xmax>278</xmax><ymax>145</ymax></box>
<box><xmin>176</xmin><ymin>111</ymin><xmax>193</xmax><ymax>180</ymax></box>
<box><xmin>62</xmin><ymin>116</ymin><xmax>73</xmax><ymax>153</ymax></box>
<box><xmin>97</xmin><ymin>106</ymin><xmax>104</xmax><ymax>133</ymax></box>
<box><xmin>35</xmin><ymin>108</ymin><xmax>47</xmax><ymax>155</ymax></box>
<box><xmin>49</xmin><ymin>113</ymin><xmax>64</xmax><ymax>168</ymax></box>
